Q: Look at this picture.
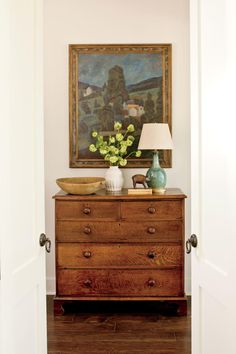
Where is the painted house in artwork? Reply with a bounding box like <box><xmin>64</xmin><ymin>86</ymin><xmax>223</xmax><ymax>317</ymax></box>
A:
<box><xmin>123</xmin><ymin>102</ymin><xmax>145</xmax><ymax>118</ymax></box>
<box><xmin>83</xmin><ymin>86</ymin><xmax>93</xmax><ymax>97</ymax></box>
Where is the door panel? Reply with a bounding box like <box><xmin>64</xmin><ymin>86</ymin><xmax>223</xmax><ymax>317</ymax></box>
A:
<box><xmin>190</xmin><ymin>0</ymin><xmax>236</xmax><ymax>353</ymax></box>
<box><xmin>0</xmin><ymin>0</ymin><xmax>46</xmax><ymax>353</ymax></box>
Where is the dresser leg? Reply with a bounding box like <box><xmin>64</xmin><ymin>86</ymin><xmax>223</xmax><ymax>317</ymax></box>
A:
<box><xmin>54</xmin><ymin>299</ymin><xmax>65</xmax><ymax>316</ymax></box>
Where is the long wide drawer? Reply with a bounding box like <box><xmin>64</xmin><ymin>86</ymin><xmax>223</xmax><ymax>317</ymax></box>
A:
<box><xmin>57</xmin><ymin>243</ymin><xmax>182</xmax><ymax>268</ymax></box>
<box><xmin>56</xmin><ymin>220</ymin><xmax>182</xmax><ymax>243</ymax></box>
<box><xmin>56</xmin><ymin>201</ymin><xmax>120</xmax><ymax>221</ymax></box>
<box><xmin>57</xmin><ymin>269</ymin><xmax>183</xmax><ymax>297</ymax></box>
<box><xmin>121</xmin><ymin>200</ymin><xmax>183</xmax><ymax>220</ymax></box>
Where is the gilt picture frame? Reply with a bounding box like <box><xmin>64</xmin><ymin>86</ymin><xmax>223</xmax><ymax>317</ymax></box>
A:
<box><xmin>69</xmin><ymin>44</ymin><xmax>172</xmax><ymax>168</ymax></box>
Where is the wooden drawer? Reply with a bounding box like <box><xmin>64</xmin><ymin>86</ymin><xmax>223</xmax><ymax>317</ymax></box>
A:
<box><xmin>120</xmin><ymin>221</ymin><xmax>183</xmax><ymax>242</ymax></box>
<box><xmin>56</xmin><ymin>220</ymin><xmax>182</xmax><ymax>243</ymax></box>
<box><xmin>56</xmin><ymin>201</ymin><xmax>120</xmax><ymax>221</ymax></box>
<box><xmin>57</xmin><ymin>243</ymin><xmax>182</xmax><ymax>268</ymax></box>
<box><xmin>121</xmin><ymin>200</ymin><xmax>183</xmax><ymax>221</ymax></box>
<box><xmin>57</xmin><ymin>269</ymin><xmax>183</xmax><ymax>297</ymax></box>
<box><xmin>56</xmin><ymin>221</ymin><xmax>121</xmax><ymax>242</ymax></box>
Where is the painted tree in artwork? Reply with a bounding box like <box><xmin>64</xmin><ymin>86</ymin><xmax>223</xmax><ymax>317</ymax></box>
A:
<box><xmin>144</xmin><ymin>93</ymin><xmax>155</xmax><ymax>121</ymax></box>
<box><xmin>104</xmin><ymin>65</ymin><xmax>129</xmax><ymax>114</ymax></box>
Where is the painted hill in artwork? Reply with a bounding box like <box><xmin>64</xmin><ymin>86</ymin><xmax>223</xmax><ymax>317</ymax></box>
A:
<box><xmin>127</xmin><ymin>77</ymin><xmax>162</xmax><ymax>93</ymax></box>
<box><xmin>78</xmin><ymin>81</ymin><xmax>102</xmax><ymax>92</ymax></box>
<box><xmin>79</xmin><ymin>77</ymin><xmax>162</xmax><ymax>95</ymax></box>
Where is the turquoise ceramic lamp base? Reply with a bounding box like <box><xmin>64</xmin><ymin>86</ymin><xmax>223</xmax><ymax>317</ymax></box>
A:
<box><xmin>146</xmin><ymin>151</ymin><xmax>167</xmax><ymax>193</ymax></box>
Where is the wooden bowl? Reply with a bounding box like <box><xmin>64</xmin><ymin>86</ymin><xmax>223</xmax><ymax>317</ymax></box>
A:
<box><xmin>56</xmin><ymin>177</ymin><xmax>105</xmax><ymax>195</ymax></box>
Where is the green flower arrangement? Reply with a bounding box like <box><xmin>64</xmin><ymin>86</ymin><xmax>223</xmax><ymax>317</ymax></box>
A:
<box><xmin>89</xmin><ymin>121</ymin><xmax>141</xmax><ymax>167</ymax></box>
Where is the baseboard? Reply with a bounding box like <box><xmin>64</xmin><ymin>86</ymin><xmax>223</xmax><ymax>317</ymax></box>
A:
<box><xmin>46</xmin><ymin>277</ymin><xmax>56</xmax><ymax>295</ymax></box>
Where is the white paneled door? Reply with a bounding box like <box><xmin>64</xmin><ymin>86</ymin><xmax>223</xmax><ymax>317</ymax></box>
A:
<box><xmin>190</xmin><ymin>0</ymin><xmax>236</xmax><ymax>353</ymax></box>
<box><xmin>0</xmin><ymin>0</ymin><xmax>47</xmax><ymax>353</ymax></box>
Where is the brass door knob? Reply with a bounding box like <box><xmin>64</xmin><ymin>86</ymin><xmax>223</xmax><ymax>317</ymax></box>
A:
<box><xmin>147</xmin><ymin>227</ymin><xmax>156</xmax><ymax>234</ymax></box>
<box><xmin>83</xmin><ymin>226</ymin><xmax>91</xmax><ymax>234</ymax></box>
<box><xmin>186</xmin><ymin>234</ymin><xmax>198</xmax><ymax>254</ymax></box>
<box><xmin>148</xmin><ymin>207</ymin><xmax>156</xmax><ymax>214</ymax></box>
<box><xmin>83</xmin><ymin>251</ymin><xmax>92</xmax><ymax>258</ymax></box>
<box><xmin>148</xmin><ymin>279</ymin><xmax>156</xmax><ymax>287</ymax></box>
<box><xmin>83</xmin><ymin>207</ymin><xmax>91</xmax><ymax>215</ymax></box>
<box><xmin>83</xmin><ymin>279</ymin><xmax>92</xmax><ymax>287</ymax></box>
<box><xmin>147</xmin><ymin>251</ymin><xmax>156</xmax><ymax>259</ymax></box>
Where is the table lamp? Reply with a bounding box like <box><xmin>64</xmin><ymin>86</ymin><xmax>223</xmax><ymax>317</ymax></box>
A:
<box><xmin>138</xmin><ymin>123</ymin><xmax>173</xmax><ymax>193</ymax></box>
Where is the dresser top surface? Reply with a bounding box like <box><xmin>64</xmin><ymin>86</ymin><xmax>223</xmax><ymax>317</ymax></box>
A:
<box><xmin>53</xmin><ymin>188</ymin><xmax>186</xmax><ymax>200</ymax></box>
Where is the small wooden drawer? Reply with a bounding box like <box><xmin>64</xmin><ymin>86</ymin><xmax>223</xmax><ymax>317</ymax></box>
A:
<box><xmin>57</xmin><ymin>243</ymin><xmax>182</xmax><ymax>268</ymax></box>
<box><xmin>56</xmin><ymin>221</ymin><xmax>121</xmax><ymax>242</ymax></box>
<box><xmin>121</xmin><ymin>201</ymin><xmax>183</xmax><ymax>221</ymax></box>
<box><xmin>56</xmin><ymin>201</ymin><xmax>120</xmax><ymax>221</ymax></box>
<box><xmin>120</xmin><ymin>221</ymin><xmax>183</xmax><ymax>242</ymax></box>
<box><xmin>57</xmin><ymin>269</ymin><xmax>183</xmax><ymax>297</ymax></box>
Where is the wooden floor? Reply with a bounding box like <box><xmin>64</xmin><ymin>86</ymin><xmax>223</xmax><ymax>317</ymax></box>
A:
<box><xmin>47</xmin><ymin>296</ymin><xmax>191</xmax><ymax>354</ymax></box>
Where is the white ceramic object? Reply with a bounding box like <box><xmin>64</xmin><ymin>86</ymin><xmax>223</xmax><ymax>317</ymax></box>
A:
<box><xmin>105</xmin><ymin>166</ymin><xmax>124</xmax><ymax>192</ymax></box>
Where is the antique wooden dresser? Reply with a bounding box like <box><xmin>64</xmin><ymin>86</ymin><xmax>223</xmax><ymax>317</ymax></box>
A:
<box><xmin>53</xmin><ymin>188</ymin><xmax>187</xmax><ymax>315</ymax></box>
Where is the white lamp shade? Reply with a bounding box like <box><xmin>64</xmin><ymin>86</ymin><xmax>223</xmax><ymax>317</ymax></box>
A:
<box><xmin>138</xmin><ymin>123</ymin><xmax>173</xmax><ymax>150</ymax></box>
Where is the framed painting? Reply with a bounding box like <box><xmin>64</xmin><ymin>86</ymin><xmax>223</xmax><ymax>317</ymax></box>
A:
<box><xmin>69</xmin><ymin>44</ymin><xmax>172</xmax><ymax>168</ymax></box>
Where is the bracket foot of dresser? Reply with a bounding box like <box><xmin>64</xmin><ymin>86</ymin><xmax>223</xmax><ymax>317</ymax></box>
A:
<box><xmin>54</xmin><ymin>298</ymin><xmax>66</xmax><ymax>316</ymax></box>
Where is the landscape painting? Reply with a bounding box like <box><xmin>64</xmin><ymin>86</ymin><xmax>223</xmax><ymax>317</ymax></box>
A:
<box><xmin>69</xmin><ymin>44</ymin><xmax>172</xmax><ymax>168</ymax></box>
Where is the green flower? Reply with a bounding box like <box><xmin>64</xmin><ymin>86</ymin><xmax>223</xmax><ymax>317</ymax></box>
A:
<box><xmin>127</xmin><ymin>135</ymin><xmax>135</xmax><ymax>142</ymax></box>
<box><xmin>92</xmin><ymin>131</ymin><xmax>98</xmax><ymax>138</ymax></box>
<box><xmin>109</xmin><ymin>146</ymin><xmax>116</xmax><ymax>153</ymax></box>
<box><xmin>116</xmin><ymin>133</ymin><xmax>124</xmax><ymax>142</ymax></box>
<box><xmin>114</xmin><ymin>121</ymin><xmax>122</xmax><ymax>130</ymax></box>
<box><xmin>120</xmin><ymin>146</ymin><xmax>127</xmax><ymax>154</ymax></box>
<box><xmin>109</xmin><ymin>156</ymin><xmax>118</xmax><ymax>164</ymax></box>
<box><xmin>119</xmin><ymin>159</ymin><xmax>127</xmax><ymax>167</ymax></box>
<box><xmin>104</xmin><ymin>154</ymin><xmax>110</xmax><ymax>161</ymax></box>
<box><xmin>127</xmin><ymin>139</ymin><xmax>133</xmax><ymax>146</ymax></box>
<box><xmin>89</xmin><ymin>144</ymin><xmax>97</xmax><ymax>152</ymax></box>
<box><xmin>88</xmin><ymin>123</ymin><xmax>138</xmax><ymax>163</ymax></box>
<box><xmin>109</xmin><ymin>136</ymin><xmax>115</xmax><ymax>144</ymax></box>
<box><xmin>99</xmin><ymin>148</ymin><xmax>108</xmax><ymax>155</ymax></box>
<box><xmin>127</xmin><ymin>124</ymin><xmax>135</xmax><ymax>132</ymax></box>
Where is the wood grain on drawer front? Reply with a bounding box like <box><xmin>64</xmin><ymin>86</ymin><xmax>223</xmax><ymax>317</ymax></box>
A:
<box><xmin>56</xmin><ymin>220</ymin><xmax>182</xmax><ymax>243</ymax></box>
<box><xmin>56</xmin><ymin>201</ymin><xmax>120</xmax><ymax>220</ymax></box>
<box><xmin>57</xmin><ymin>269</ymin><xmax>183</xmax><ymax>297</ymax></box>
<box><xmin>56</xmin><ymin>221</ymin><xmax>121</xmax><ymax>242</ymax></box>
<box><xmin>120</xmin><ymin>221</ymin><xmax>182</xmax><ymax>242</ymax></box>
<box><xmin>121</xmin><ymin>200</ymin><xmax>183</xmax><ymax>220</ymax></box>
<box><xmin>57</xmin><ymin>243</ymin><xmax>182</xmax><ymax>268</ymax></box>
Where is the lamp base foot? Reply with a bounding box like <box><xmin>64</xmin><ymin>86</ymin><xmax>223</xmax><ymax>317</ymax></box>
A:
<box><xmin>152</xmin><ymin>188</ymin><xmax>166</xmax><ymax>194</ymax></box>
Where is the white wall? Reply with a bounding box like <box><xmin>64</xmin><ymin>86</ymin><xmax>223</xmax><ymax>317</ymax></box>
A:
<box><xmin>44</xmin><ymin>0</ymin><xmax>191</xmax><ymax>294</ymax></box>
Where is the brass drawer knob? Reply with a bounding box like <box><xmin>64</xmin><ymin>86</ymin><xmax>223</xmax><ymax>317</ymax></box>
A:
<box><xmin>147</xmin><ymin>227</ymin><xmax>156</xmax><ymax>234</ymax></box>
<box><xmin>83</xmin><ymin>279</ymin><xmax>92</xmax><ymax>287</ymax></box>
<box><xmin>147</xmin><ymin>251</ymin><xmax>156</xmax><ymax>259</ymax></box>
<box><xmin>83</xmin><ymin>251</ymin><xmax>92</xmax><ymax>258</ymax></box>
<box><xmin>148</xmin><ymin>279</ymin><xmax>156</xmax><ymax>287</ymax></box>
<box><xmin>84</xmin><ymin>226</ymin><xmax>91</xmax><ymax>234</ymax></box>
<box><xmin>83</xmin><ymin>207</ymin><xmax>91</xmax><ymax>215</ymax></box>
<box><xmin>148</xmin><ymin>207</ymin><xmax>156</xmax><ymax>214</ymax></box>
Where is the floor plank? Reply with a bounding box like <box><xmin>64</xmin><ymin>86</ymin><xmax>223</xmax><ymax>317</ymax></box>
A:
<box><xmin>47</xmin><ymin>296</ymin><xmax>191</xmax><ymax>354</ymax></box>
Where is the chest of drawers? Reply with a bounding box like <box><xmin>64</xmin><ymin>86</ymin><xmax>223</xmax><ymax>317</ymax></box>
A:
<box><xmin>53</xmin><ymin>188</ymin><xmax>187</xmax><ymax>315</ymax></box>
